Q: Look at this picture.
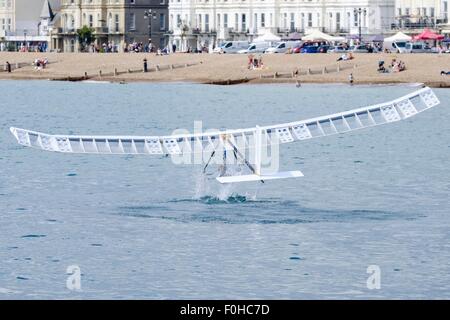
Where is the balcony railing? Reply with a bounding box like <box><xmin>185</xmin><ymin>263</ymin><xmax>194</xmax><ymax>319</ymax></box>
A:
<box><xmin>93</xmin><ymin>27</ymin><xmax>109</xmax><ymax>34</ymax></box>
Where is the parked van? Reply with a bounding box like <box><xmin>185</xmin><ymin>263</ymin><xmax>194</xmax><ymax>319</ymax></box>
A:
<box><xmin>405</xmin><ymin>42</ymin><xmax>431</xmax><ymax>53</ymax></box>
<box><xmin>213</xmin><ymin>41</ymin><xmax>249</xmax><ymax>54</ymax></box>
<box><xmin>265</xmin><ymin>41</ymin><xmax>301</xmax><ymax>54</ymax></box>
<box><xmin>383</xmin><ymin>41</ymin><xmax>408</xmax><ymax>53</ymax></box>
<box><xmin>237</xmin><ymin>42</ymin><xmax>271</xmax><ymax>54</ymax></box>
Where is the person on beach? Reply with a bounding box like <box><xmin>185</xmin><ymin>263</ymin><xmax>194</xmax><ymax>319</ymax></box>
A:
<box><xmin>143</xmin><ymin>58</ymin><xmax>148</xmax><ymax>72</ymax></box>
<box><xmin>441</xmin><ymin>71</ymin><xmax>450</xmax><ymax>75</ymax></box>
<box><xmin>349</xmin><ymin>73</ymin><xmax>354</xmax><ymax>85</ymax></box>
<box><xmin>247</xmin><ymin>54</ymin><xmax>254</xmax><ymax>69</ymax></box>
<box><xmin>337</xmin><ymin>52</ymin><xmax>354</xmax><ymax>62</ymax></box>
<box><xmin>6</xmin><ymin>61</ymin><xmax>11</xmax><ymax>73</ymax></box>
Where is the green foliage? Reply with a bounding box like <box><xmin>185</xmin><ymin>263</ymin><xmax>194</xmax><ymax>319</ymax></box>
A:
<box><xmin>77</xmin><ymin>25</ymin><xmax>95</xmax><ymax>51</ymax></box>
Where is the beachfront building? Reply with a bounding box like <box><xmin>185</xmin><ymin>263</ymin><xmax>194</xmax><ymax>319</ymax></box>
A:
<box><xmin>168</xmin><ymin>0</ymin><xmax>396</xmax><ymax>51</ymax></box>
<box><xmin>52</xmin><ymin>0</ymin><xmax>169</xmax><ymax>52</ymax></box>
<box><xmin>395</xmin><ymin>1</ymin><xmax>448</xmax><ymax>31</ymax></box>
<box><xmin>0</xmin><ymin>0</ymin><xmax>59</xmax><ymax>51</ymax></box>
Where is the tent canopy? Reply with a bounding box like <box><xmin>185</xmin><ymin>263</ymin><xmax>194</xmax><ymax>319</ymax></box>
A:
<box><xmin>253</xmin><ymin>31</ymin><xmax>281</xmax><ymax>42</ymax></box>
<box><xmin>365</xmin><ymin>34</ymin><xmax>384</xmax><ymax>42</ymax></box>
<box><xmin>286</xmin><ymin>32</ymin><xmax>302</xmax><ymax>40</ymax></box>
<box><xmin>413</xmin><ymin>29</ymin><xmax>444</xmax><ymax>40</ymax></box>
<box><xmin>302</xmin><ymin>30</ymin><xmax>345</xmax><ymax>42</ymax></box>
<box><xmin>384</xmin><ymin>32</ymin><xmax>412</xmax><ymax>42</ymax></box>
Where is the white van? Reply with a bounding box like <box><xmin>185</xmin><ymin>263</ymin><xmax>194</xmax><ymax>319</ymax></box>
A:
<box><xmin>237</xmin><ymin>42</ymin><xmax>271</xmax><ymax>54</ymax></box>
<box><xmin>384</xmin><ymin>41</ymin><xmax>408</xmax><ymax>53</ymax></box>
<box><xmin>213</xmin><ymin>41</ymin><xmax>249</xmax><ymax>54</ymax></box>
<box><xmin>405</xmin><ymin>42</ymin><xmax>431</xmax><ymax>53</ymax></box>
<box><xmin>265</xmin><ymin>41</ymin><xmax>301</xmax><ymax>54</ymax></box>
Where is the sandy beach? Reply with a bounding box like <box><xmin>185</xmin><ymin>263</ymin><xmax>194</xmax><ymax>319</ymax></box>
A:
<box><xmin>0</xmin><ymin>52</ymin><xmax>449</xmax><ymax>87</ymax></box>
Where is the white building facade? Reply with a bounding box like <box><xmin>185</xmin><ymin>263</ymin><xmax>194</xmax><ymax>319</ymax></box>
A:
<box><xmin>168</xmin><ymin>0</ymin><xmax>396</xmax><ymax>51</ymax></box>
<box><xmin>395</xmin><ymin>0</ymin><xmax>448</xmax><ymax>30</ymax></box>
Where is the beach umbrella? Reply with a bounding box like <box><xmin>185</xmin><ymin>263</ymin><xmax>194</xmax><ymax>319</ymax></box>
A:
<box><xmin>413</xmin><ymin>29</ymin><xmax>444</xmax><ymax>40</ymax></box>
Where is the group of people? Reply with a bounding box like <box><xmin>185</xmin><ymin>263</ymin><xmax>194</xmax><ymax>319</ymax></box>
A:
<box><xmin>88</xmin><ymin>42</ymin><xmax>119</xmax><ymax>53</ymax></box>
<box><xmin>33</xmin><ymin>58</ymin><xmax>49</xmax><ymax>70</ymax></box>
<box><xmin>247</xmin><ymin>54</ymin><xmax>264</xmax><ymax>69</ymax></box>
<box><xmin>377</xmin><ymin>58</ymin><xmax>406</xmax><ymax>73</ymax></box>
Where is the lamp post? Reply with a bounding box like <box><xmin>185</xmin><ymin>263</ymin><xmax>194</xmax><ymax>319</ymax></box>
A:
<box><xmin>353</xmin><ymin>8</ymin><xmax>367</xmax><ymax>43</ymax></box>
<box><xmin>144</xmin><ymin>9</ymin><xmax>157</xmax><ymax>52</ymax></box>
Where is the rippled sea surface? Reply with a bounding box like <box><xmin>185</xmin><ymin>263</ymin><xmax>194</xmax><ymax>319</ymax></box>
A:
<box><xmin>1</xmin><ymin>81</ymin><xmax>449</xmax><ymax>299</ymax></box>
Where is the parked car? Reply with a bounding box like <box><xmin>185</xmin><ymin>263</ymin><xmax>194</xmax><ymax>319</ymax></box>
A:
<box><xmin>213</xmin><ymin>41</ymin><xmax>249</xmax><ymax>54</ymax></box>
<box><xmin>300</xmin><ymin>45</ymin><xmax>318</xmax><ymax>53</ymax></box>
<box><xmin>405</xmin><ymin>42</ymin><xmax>431</xmax><ymax>53</ymax></box>
<box><xmin>349</xmin><ymin>44</ymin><xmax>370</xmax><ymax>53</ymax></box>
<box><xmin>237</xmin><ymin>42</ymin><xmax>271</xmax><ymax>54</ymax></box>
<box><xmin>328</xmin><ymin>46</ymin><xmax>348</xmax><ymax>53</ymax></box>
<box><xmin>318</xmin><ymin>45</ymin><xmax>331</xmax><ymax>53</ymax></box>
<box><xmin>265</xmin><ymin>41</ymin><xmax>301</xmax><ymax>53</ymax></box>
<box><xmin>292</xmin><ymin>44</ymin><xmax>303</xmax><ymax>54</ymax></box>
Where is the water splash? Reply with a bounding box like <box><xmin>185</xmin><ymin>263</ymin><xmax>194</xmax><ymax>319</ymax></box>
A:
<box><xmin>193</xmin><ymin>163</ymin><xmax>253</xmax><ymax>202</ymax></box>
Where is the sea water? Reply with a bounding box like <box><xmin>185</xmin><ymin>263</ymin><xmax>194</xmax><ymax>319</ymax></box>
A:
<box><xmin>0</xmin><ymin>81</ymin><xmax>449</xmax><ymax>299</ymax></box>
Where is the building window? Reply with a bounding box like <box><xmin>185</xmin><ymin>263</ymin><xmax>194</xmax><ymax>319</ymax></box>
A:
<box><xmin>224</xmin><ymin>14</ymin><xmax>228</xmax><ymax>28</ymax></box>
<box><xmin>217</xmin><ymin>13</ymin><xmax>221</xmax><ymax>28</ymax></box>
<box><xmin>177</xmin><ymin>14</ymin><xmax>181</xmax><ymax>27</ymax></box>
<box><xmin>241</xmin><ymin>14</ymin><xmax>246</xmax><ymax>32</ymax></box>
<box><xmin>290</xmin><ymin>13</ymin><xmax>295</xmax><ymax>31</ymax></box>
<box><xmin>307</xmin><ymin>13</ymin><xmax>312</xmax><ymax>27</ymax></box>
<box><xmin>205</xmin><ymin>14</ymin><xmax>209</xmax><ymax>32</ymax></box>
<box><xmin>336</xmin><ymin>12</ymin><xmax>340</xmax><ymax>31</ymax></box>
<box><xmin>444</xmin><ymin>1</ymin><xmax>448</xmax><ymax>20</ymax></box>
<box><xmin>261</xmin><ymin>13</ymin><xmax>265</xmax><ymax>27</ymax></box>
<box><xmin>234</xmin><ymin>13</ymin><xmax>238</xmax><ymax>30</ymax></box>
<box><xmin>115</xmin><ymin>14</ymin><xmax>119</xmax><ymax>32</ymax></box>
<box><xmin>159</xmin><ymin>13</ymin><xmax>165</xmax><ymax>30</ymax></box>
<box><xmin>108</xmin><ymin>13</ymin><xmax>112</xmax><ymax>31</ymax></box>
<box><xmin>89</xmin><ymin>14</ymin><xmax>94</xmax><ymax>28</ymax></box>
<box><xmin>130</xmin><ymin>13</ymin><xmax>136</xmax><ymax>30</ymax></box>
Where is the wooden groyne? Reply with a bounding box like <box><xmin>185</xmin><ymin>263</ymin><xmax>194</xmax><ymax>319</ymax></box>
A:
<box><xmin>259</xmin><ymin>62</ymin><xmax>358</xmax><ymax>79</ymax></box>
<box><xmin>208</xmin><ymin>78</ymin><xmax>251</xmax><ymax>85</ymax></box>
<box><xmin>0</xmin><ymin>62</ymin><xmax>29</xmax><ymax>72</ymax></box>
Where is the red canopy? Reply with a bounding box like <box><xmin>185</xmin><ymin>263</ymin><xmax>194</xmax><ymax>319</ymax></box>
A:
<box><xmin>413</xmin><ymin>29</ymin><xmax>444</xmax><ymax>40</ymax></box>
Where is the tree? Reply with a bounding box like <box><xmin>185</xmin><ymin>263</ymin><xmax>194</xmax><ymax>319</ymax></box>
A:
<box><xmin>77</xmin><ymin>25</ymin><xmax>95</xmax><ymax>52</ymax></box>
